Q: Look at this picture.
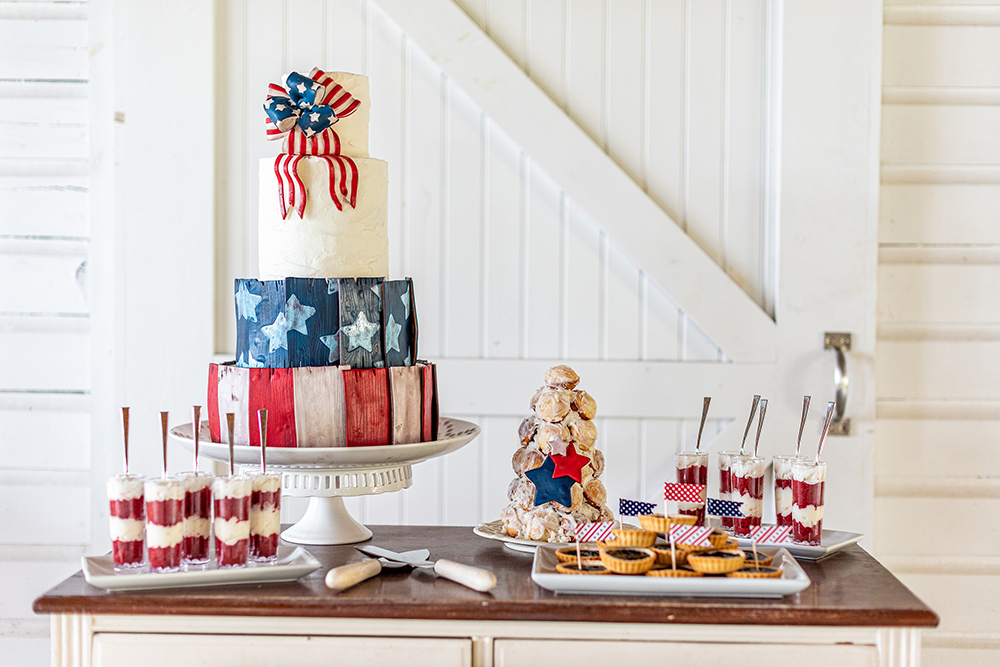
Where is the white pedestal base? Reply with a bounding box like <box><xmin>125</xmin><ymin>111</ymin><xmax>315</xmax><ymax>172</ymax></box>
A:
<box><xmin>281</xmin><ymin>497</ymin><xmax>373</xmax><ymax>545</ymax></box>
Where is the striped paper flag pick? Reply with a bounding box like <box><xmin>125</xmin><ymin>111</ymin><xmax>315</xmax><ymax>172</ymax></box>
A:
<box><xmin>663</xmin><ymin>482</ymin><xmax>706</xmax><ymax>504</ymax></box>
<box><xmin>751</xmin><ymin>525</ymin><xmax>793</xmax><ymax>544</ymax></box>
<box><xmin>668</xmin><ymin>524</ymin><xmax>714</xmax><ymax>547</ymax></box>
<box><xmin>619</xmin><ymin>498</ymin><xmax>656</xmax><ymax>517</ymax></box>
<box><xmin>706</xmin><ymin>497</ymin><xmax>744</xmax><ymax>518</ymax></box>
<box><xmin>574</xmin><ymin>522</ymin><xmax>616</xmax><ymax>542</ymax></box>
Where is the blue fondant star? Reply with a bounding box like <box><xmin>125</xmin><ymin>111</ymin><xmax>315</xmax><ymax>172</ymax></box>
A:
<box><xmin>401</xmin><ymin>287</ymin><xmax>410</xmax><ymax>319</ymax></box>
<box><xmin>524</xmin><ymin>456</ymin><xmax>576</xmax><ymax>507</ymax></box>
<box><xmin>385</xmin><ymin>314</ymin><xmax>402</xmax><ymax>354</ymax></box>
<box><xmin>284</xmin><ymin>293</ymin><xmax>316</xmax><ymax>335</ymax></box>
<box><xmin>342</xmin><ymin>311</ymin><xmax>379</xmax><ymax>352</ymax></box>
<box><xmin>320</xmin><ymin>331</ymin><xmax>339</xmax><ymax>363</ymax></box>
<box><xmin>371</xmin><ymin>284</ymin><xmax>382</xmax><ymax>300</ymax></box>
<box><xmin>261</xmin><ymin>312</ymin><xmax>289</xmax><ymax>352</ymax></box>
<box><xmin>246</xmin><ymin>353</ymin><xmax>263</xmax><ymax>368</ymax></box>
<box><xmin>235</xmin><ymin>282</ymin><xmax>263</xmax><ymax>322</ymax></box>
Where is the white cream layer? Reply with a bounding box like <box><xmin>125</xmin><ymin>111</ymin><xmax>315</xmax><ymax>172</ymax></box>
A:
<box><xmin>184</xmin><ymin>515</ymin><xmax>211</xmax><ymax>538</ymax></box>
<box><xmin>109</xmin><ymin>517</ymin><xmax>144</xmax><ymax>542</ymax></box>
<box><xmin>215</xmin><ymin>517</ymin><xmax>250</xmax><ymax>545</ymax></box>
<box><xmin>792</xmin><ymin>504</ymin><xmax>824</xmax><ymax>527</ymax></box>
<box><xmin>677</xmin><ymin>501</ymin><xmax>704</xmax><ymax>511</ymax></box>
<box><xmin>792</xmin><ymin>464</ymin><xmax>827</xmax><ymax>484</ymax></box>
<box><xmin>675</xmin><ymin>453</ymin><xmax>708</xmax><ymax>469</ymax></box>
<box><xmin>107</xmin><ymin>475</ymin><xmax>144</xmax><ymax>501</ymax></box>
<box><xmin>213</xmin><ymin>477</ymin><xmax>252</xmax><ymax>498</ymax></box>
<box><xmin>250</xmin><ymin>507</ymin><xmax>281</xmax><ymax>537</ymax></box>
<box><xmin>250</xmin><ymin>474</ymin><xmax>282</xmax><ymax>494</ymax></box>
<box><xmin>773</xmin><ymin>457</ymin><xmax>803</xmax><ymax>480</ymax></box>
<box><xmin>731</xmin><ymin>458</ymin><xmax>766</xmax><ymax>478</ymax></box>
<box><xmin>736</xmin><ymin>494</ymin><xmax>763</xmax><ymax>518</ymax></box>
<box><xmin>182</xmin><ymin>474</ymin><xmax>214</xmax><ymax>494</ymax></box>
<box><xmin>145</xmin><ymin>480</ymin><xmax>184</xmax><ymax>502</ymax></box>
<box><xmin>775</xmin><ymin>486</ymin><xmax>793</xmax><ymax>516</ymax></box>
<box><xmin>146</xmin><ymin>522</ymin><xmax>184</xmax><ymax>549</ymax></box>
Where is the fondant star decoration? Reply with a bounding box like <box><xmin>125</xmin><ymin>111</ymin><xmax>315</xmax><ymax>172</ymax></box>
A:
<box><xmin>326</xmin><ymin>278</ymin><xmax>339</xmax><ymax>295</ymax></box>
<box><xmin>525</xmin><ymin>456</ymin><xmax>576</xmax><ymax>507</ymax></box>
<box><xmin>371</xmin><ymin>284</ymin><xmax>382</xmax><ymax>300</ymax></box>
<box><xmin>551</xmin><ymin>443</ymin><xmax>590</xmax><ymax>484</ymax></box>
<box><xmin>385</xmin><ymin>314</ymin><xmax>402</xmax><ymax>354</ymax></box>
<box><xmin>261</xmin><ymin>312</ymin><xmax>289</xmax><ymax>352</ymax></box>
<box><xmin>401</xmin><ymin>287</ymin><xmax>410</xmax><ymax>318</ymax></box>
<box><xmin>284</xmin><ymin>293</ymin><xmax>316</xmax><ymax>335</ymax></box>
<box><xmin>342</xmin><ymin>310</ymin><xmax>379</xmax><ymax>352</ymax></box>
<box><xmin>246</xmin><ymin>353</ymin><xmax>263</xmax><ymax>368</ymax></box>
<box><xmin>235</xmin><ymin>283</ymin><xmax>263</xmax><ymax>322</ymax></box>
<box><xmin>548</xmin><ymin>436</ymin><xmax>571</xmax><ymax>457</ymax></box>
<box><xmin>320</xmin><ymin>331</ymin><xmax>339</xmax><ymax>363</ymax></box>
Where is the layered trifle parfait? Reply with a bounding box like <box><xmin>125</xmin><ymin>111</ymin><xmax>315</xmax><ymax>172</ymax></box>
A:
<box><xmin>213</xmin><ymin>475</ymin><xmax>252</xmax><ymax>568</ymax></box>
<box><xmin>144</xmin><ymin>478</ymin><xmax>185</xmax><ymax>572</ymax></box>
<box><xmin>773</xmin><ymin>455</ymin><xmax>803</xmax><ymax>527</ymax></box>
<box><xmin>247</xmin><ymin>472</ymin><xmax>281</xmax><ymax>562</ymax></box>
<box><xmin>107</xmin><ymin>474</ymin><xmax>145</xmax><ymax>570</ymax></box>
<box><xmin>717</xmin><ymin>451</ymin><xmax>737</xmax><ymax>530</ymax></box>
<box><xmin>792</xmin><ymin>460</ymin><xmax>826</xmax><ymax>546</ymax></box>
<box><xmin>675</xmin><ymin>451</ymin><xmax>708</xmax><ymax>526</ymax></box>
<box><xmin>179</xmin><ymin>472</ymin><xmax>214</xmax><ymax>565</ymax></box>
<box><xmin>729</xmin><ymin>454</ymin><xmax>765</xmax><ymax>537</ymax></box>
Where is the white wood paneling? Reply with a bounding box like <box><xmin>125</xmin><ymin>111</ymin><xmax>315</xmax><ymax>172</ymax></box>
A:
<box><xmin>878</xmin><ymin>262</ymin><xmax>1000</xmax><ymax>324</ymax></box>
<box><xmin>0</xmin><ymin>408</ymin><xmax>90</xmax><ymax>470</ymax></box>
<box><xmin>876</xmin><ymin>418</ymin><xmax>1000</xmax><ymax>478</ymax></box>
<box><xmin>882</xmin><ymin>104</ymin><xmax>1000</xmax><ymax>165</ymax></box>
<box><xmin>876</xmin><ymin>495</ymin><xmax>1000</xmax><ymax>558</ymax></box>
<box><xmin>0</xmin><ymin>175</ymin><xmax>90</xmax><ymax>237</ymax></box>
<box><xmin>880</xmin><ymin>184</ymin><xmax>1000</xmax><ymax>245</ymax></box>
<box><xmin>0</xmin><ymin>16</ymin><xmax>88</xmax><ymax>80</ymax></box>
<box><xmin>883</xmin><ymin>25</ymin><xmax>1000</xmax><ymax>88</ymax></box>
<box><xmin>896</xmin><ymin>573</ymin><xmax>1000</xmax><ymax>636</ymax></box>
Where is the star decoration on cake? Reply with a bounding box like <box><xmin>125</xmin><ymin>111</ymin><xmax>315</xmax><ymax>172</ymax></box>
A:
<box><xmin>342</xmin><ymin>311</ymin><xmax>379</xmax><ymax>352</ymax></box>
<box><xmin>237</xmin><ymin>352</ymin><xmax>263</xmax><ymax>369</ymax></box>
<box><xmin>401</xmin><ymin>287</ymin><xmax>410</xmax><ymax>318</ymax></box>
<box><xmin>326</xmin><ymin>279</ymin><xmax>339</xmax><ymax>295</ymax></box>
<box><xmin>320</xmin><ymin>332</ymin><xmax>339</xmax><ymax>363</ymax></box>
<box><xmin>550</xmin><ymin>443</ymin><xmax>589</xmax><ymax>484</ymax></box>
<box><xmin>262</xmin><ymin>312</ymin><xmax>289</xmax><ymax>352</ymax></box>
<box><xmin>548</xmin><ymin>436</ymin><xmax>571</xmax><ymax>457</ymax></box>
<box><xmin>284</xmin><ymin>294</ymin><xmax>316</xmax><ymax>335</ymax></box>
<box><xmin>371</xmin><ymin>284</ymin><xmax>382</xmax><ymax>301</ymax></box>
<box><xmin>385</xmin><ymin>314</ymin><xmax>402</xmax><ymax>354</ymax></box>
<box><xmin>525</xmin><ymin>456</ymin><xmax>576</xmax><ymax>507</ymax></box>
<box><xmin>235</xmin><ymin>283</ymin><xmax>263</xmax><ymax>322</ymax></box>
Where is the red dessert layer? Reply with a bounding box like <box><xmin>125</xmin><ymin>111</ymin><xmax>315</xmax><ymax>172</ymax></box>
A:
<box><xmin>215</xmin><ymin>496</ymin><xmax>250</xmax><ymax>521</ymax></box>
<box><xmin>251</xmin><ymin>533</ymin><xmax>279</xmax><ymax>561</ymax></box>
<box><xmin>676</xmin><ymin>464</ymin><xmax>708</xmax><ymax>526</ymax></box>
<box><xmin>109</xmin><ymin>497</ymin><xmax>144</xmax><ymax>520</ymax></box>
<box><xmin>792</xmin><ymin>480</ymin><xmax>825</xmax><ymax>545</ymax></box>
<box><xmin>183</xmin><ymin>535</ymin><xmax>210</xmax><ymax>562</ymax></box>
<box><xmin>216</xmin><ymin>538</ymin><xmax>249</xmax><ymax>568</ymax></box>
<box><xmin>146</xmin><ymin>499</ymin><xmax>182</xmax><ymax>526</ymax></box>
<box><xmin>185</xmin><ymin>487</ymin><xmax>211</xmax><ymax>520</ymax></box>
<box><xmin>112</xmin><ymin>539</ymin><xmax>144</xmax><ymax>567</ymax></box>
<box><xmin>148</xmin><ymin>544</ymin><xmax>181</xmax><ymax>571</ymax></box>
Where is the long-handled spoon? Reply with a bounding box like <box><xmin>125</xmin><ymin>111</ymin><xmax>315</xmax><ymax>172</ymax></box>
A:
<box><xmin>121</xmin><ymin>407</ymin><xmax>130</xmax><ymax>475</ymax></box>
<box><xmin>160</xmin><ymin>411</ymin><xmax>170</xmax><ymax>478</ymax></box>
<box><xmin>753</xmin><ymin>399</ymin><xmax>768</xmax><ymax>458</ymax></box>
<box><xmin>739</xmin><ymin>395</ymin><xmax>761</xmax><ymax>455</ymax></box>
<box><xmin>816</xmin><ymin>401</ymin><xmax>836</xmax><ymax>463</ymax></box>
<box><xmin>695</xmin><ymin>397</ymin><xmax>711</xmax><ymax>452</ymax></box>
<box><xmin>795</xmin><ymin>396</ymin><xmax>811</xmax><ymax>458</ymax></box>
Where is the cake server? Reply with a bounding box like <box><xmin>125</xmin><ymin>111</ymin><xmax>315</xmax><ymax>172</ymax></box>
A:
<box><xmin>324</xmin><ymin>549</ymin><xmax>429</xmax><ymax>591</ymax></box>
<box><xmin>356</xmin><ymin>545</ymin><xmax>497</xmax><ymax>592</ymax></box>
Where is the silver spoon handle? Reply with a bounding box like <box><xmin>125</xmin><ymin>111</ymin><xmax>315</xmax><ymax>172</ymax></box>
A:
<box><xmin>753</xmin><ymin>399</ymin><xmax>768</xmax><ymax>458</ymax></box>
<box><xmin>795</xmin><ymin>396</ymin><xmax>811</xmax><ymax>457</ymax></box>
<box><xmin>160</xmin><ymin>411</ymin><xmax>170</xmax><ymax>478</ymax></box>
<box><xmin>816</xmin><ymin>401</ymin><xmax>836</xmax><ymax>462</ymax></box>
<box><xmin>226</xmin><ymin>413</ymin><xmax>236</xmax><ymax>476</ymax></box>
<box><xmin>192</xmin><ymin>405</ymin><xmax>202</xmax><ymax>473</ymax></box>
<box><xmin>696</xmin><ymin>397</ymin><xmax>711</xmax><ymax>451</ymax></box>
<box><xmin>121</xmin><ymin>406</ymin><xmax>130</xmax><ymax>475</ymax></box>
<box><xmin>740</xmin><ymin>395</ymin><xmax>761</xmax><ymax>454</ymax></box>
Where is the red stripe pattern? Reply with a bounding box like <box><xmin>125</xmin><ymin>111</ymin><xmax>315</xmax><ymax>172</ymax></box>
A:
<box><xmin>668</xmin><ymin>524</ymin><xmax>713</xmax><ymax>547</ymax></box>
<box><xmin>574</xmin><ymin>522</ymin><xmax>616</xmax><ymax>542</ymax></box>
<box><xmin>750</xmin><ymin>525</ymin><xmax>793</xmax><ymax>544</ymax></box>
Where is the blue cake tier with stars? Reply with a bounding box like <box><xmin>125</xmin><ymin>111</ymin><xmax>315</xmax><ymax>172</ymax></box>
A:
<box><xmin>234</xmin><ymin>276</ymin><xmax>416</xmax><ymax>370</ymax></box>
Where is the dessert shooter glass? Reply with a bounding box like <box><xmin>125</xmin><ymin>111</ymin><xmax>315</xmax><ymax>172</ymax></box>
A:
<box><xmin>144</xmin><ymin>478</ymin><xmax>185</xmax><ymax>572</ymax></box>
<box><xmin>178</xmin><ymin>472</ymin><xmax>214</xmax><ymax>566</ymax></box>
<box><xmin>675</xmin><ymin>451</ymin><xmax>709</xmax><ymax>526</ymax></box>
<box><xmin>246</xmin><ymin>472</ymin><xmax>282</xmax><ymax>562</ymax></box>
<box><xmin>729</xmin><ymin>454</ymin><xmax>765</xmax><ymax>537</ymax></box>
<box><xmin>213</xmin><ymin>475</ymin><xmax>252</xmax><ymax>568</ymax></box>
<box><xmin>717</xmin><ymin>451</ymin><xmax>738</xmax><ymax>530</ymax></box>
<box><xmin>107</xmin><ymin>474</ymin><xmax>146</xmax><ymax>570</ymax></box>
<box><xmin>792</xmin><ymin>460</ymin><xmax>827</xmax><ymax>546</ymax></box>
<box><xmin>773</xmin><ymin>455</ymin><xmax>804</xmax><ymax>527</ymax></box>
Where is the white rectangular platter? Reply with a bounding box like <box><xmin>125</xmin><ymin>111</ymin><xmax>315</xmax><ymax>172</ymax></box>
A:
<box><xmin>82</xmin><ymin>546</ymin><xmax>321</xmax><ymax>591</ymax></box>
<box><xmin>531</xmin><ymin>546</ymin><xmax>810</xmax><ymax>598</ymax></box>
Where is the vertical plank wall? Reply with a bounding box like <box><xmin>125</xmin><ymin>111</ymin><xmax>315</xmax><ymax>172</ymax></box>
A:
<box><xmin>878</xmin><ymin>1</ymin><xmax>1000</xmax><ymax>664</ymax></box>
<box><xmin>0</xmin><ymin>1</ymin><xmax>91</xmax><ymax>664</ymax></box>
<box><xmin>216</xmin><ymin>0</ymin><xmax>776</xmax><ymax>526</ymax></box>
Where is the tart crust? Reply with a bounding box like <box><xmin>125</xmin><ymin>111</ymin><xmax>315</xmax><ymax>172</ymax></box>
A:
<box><xmin>599</xmin><ymin>547</ymin><xmax>656</xmax><ymax>575</ymax></box>
<box><xmin>637</xmin><ymin>513</ymin><xmax>671</xmax><ymax>533</ymax></box>
<box><xmin>555</xmin><ymin>546</ymin><xmax>602</xmax><ymax>563</ymax></box>
<box><xmin>651</xmin><ymin>546</ymin><xmax>689</xmax><ymax>567</ymax></box>
<box><xmin>741</xmin><ymin>550</ymin><xmax>774</xmax><ymax>567</ymax></box>
<box><xmin>609</xmin><ymin>528</ymin><xmax>657</xmax><ymax>548</ymax></box>
<box><xmin>727</xmin><ymin>566</ymin><xmax>783</xmax><ymax>579</ymax></box>
<box><xmin>667</xmin><ymin>514</ymin><xmax>697</xmax><ymax>527</ymax></box>
<box><xmin>555</xmin><ymin>559</ymin><xmax>612</xmax><ymax>575</ymax></box>
<box><xmin>686</xmin><ymin>549</ymin><xmax>747</xmax><ymax>575</ymax></box>
<box><xmin>647</xmin><ymin>564</ymin><xmax>703</xmax><ymax>577</ymax></box>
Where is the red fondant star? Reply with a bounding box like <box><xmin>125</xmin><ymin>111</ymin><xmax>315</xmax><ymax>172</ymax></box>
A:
<box><xmin>551</xmin><ymin>443</ymin><xmax>590</xmax><ymax>483</ymax></box>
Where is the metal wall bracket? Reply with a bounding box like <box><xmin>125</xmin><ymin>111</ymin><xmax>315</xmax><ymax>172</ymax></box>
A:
<box><xmin>824</xmin><ymin>332</ymin><xmax>852</xmax><ymax>436</ymax></box>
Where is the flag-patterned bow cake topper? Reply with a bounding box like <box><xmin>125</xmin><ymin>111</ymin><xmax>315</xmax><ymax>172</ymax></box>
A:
<box><xmin>707</xmin><ymin>497</ymin><xmax>744</xmax><ymax>518</ymax></box>
<box><xmin>664</xmin><ymin>482</ymin><xmax>706</xmax><ymax>504</ymax></box>
<box><xmin>575</xmin><ymin>522</ymin><xmax>616</xmax><ymax>542</ymax></box>
<box><xmin>668</xmin><ymin>524</ymin><xmax>713</xmax><ymax>547</ymax></box>
<box><xmin>619</xmin><ymin>498</ymin><xmax>655</xmax><ymax>517</ymax></box>
<box><xmin>263</xmin><ymin>68</ymin><xmax>362</xmax><ymax>217</ymax></box>
<box><xmin>751</xmin><ymin>525</ymin><xmax>793</xmax><ymax>544</ymax></box>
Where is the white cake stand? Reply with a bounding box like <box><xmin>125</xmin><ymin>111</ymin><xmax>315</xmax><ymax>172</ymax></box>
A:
<box><xmin>169</xmin><ymin>417</ymin><xmax>480</xmax><ymax>545</ymax></box>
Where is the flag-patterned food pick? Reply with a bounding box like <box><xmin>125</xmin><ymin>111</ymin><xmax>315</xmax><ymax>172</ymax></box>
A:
<box><xmin>619</xmin><ymin>498</ymin><xmax>656</xmax><ymax>517</ymax></box>
<box><xmin>524</xmin><ymin>456</ymin><xmax>576</xmax><ymax>507</ymax></box>
<box><xmin>663</xmin><ymin>483</ymin><xmax>706</xmax><ymax>504</ymax></box>
<box><xmin>751</xmin><ymin>525</ymin><xmax>793</xmax><ymax>544</ymax></box>
<box><xmin>669</xmin><ymin>524</ymin><xmax>714</xmax><ymax>547</ymax></box>
<box><xmin>550</xmin><ymin>443</ymin><xmax>590</xmax><ymax>483</ymax></box>
<box><xmin>575</xmin><ymin>522</ymin><xmax>616</xmax><ymax>543</ymax></box>
<box><xmin>707</xmin><ymin>497</ymin><xmax>744</xmax><ymax>518</ymax></box>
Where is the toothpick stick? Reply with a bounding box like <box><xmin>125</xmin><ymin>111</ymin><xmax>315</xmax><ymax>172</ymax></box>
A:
<box><xmin>160</xmin><ymin>411</ymin><xmax>170</xmax><ymax>479</ymax></box>
<box><xmin>121</xmin><ymin>407</ymin><xmax>130</xmax><ymax>475</ymax></box>
<box><xmin>695</xmin><ymin>397</ymin><xmax>711</xmax><ymax>452</ymax></box>
<box><xmin>226</xmin><ymin>412</ymin><xmax>236</xmax><ymax>476</ymax></box>
<box><xmin>752</xmin><ymin>537</ymin><xmax>760</xmax><ymax>572</ymax></box>
<box><xmin>258</xmin><ymin>408</ymin><xmax>268</xmax><ymax>475</ymax></box>
<box><xmin>670</xmin><ymin>534</ymin><xmax>677</xmax><ymax>570</ymax></box>
<box><xmin>753</xmin><ymin>399</ymin><xmax>768</xmax><ymax>458</ymax></box>
<box><xmin>740</xmin><ymin>395</ymin><xmax>761</xmax><ymax>455</ymax></box>
<box><xmin>192</xmin><ymin>406</ymin><xmax>201</xmax><ymax>474</ymax></box>
<box><xmin>576</xmin><ymin>534</ymin><xmax>582</xmax><ymax>569</ymax></box>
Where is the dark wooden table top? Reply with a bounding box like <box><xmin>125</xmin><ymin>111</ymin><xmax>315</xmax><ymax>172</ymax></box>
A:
<box><xmin>34</xmin><ymin>525</ymin><xmax>938</xmax><ymax>627</ymax></box>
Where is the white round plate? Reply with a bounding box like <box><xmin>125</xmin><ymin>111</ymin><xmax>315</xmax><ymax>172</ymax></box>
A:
<box><xmin>170</xmin><ymin>417</ymin><xmax>479</xmax><ymax>468</ymax></box>
<box><xmin>473</xmin><ymin>519</ymin><xmax>639</xmax><ymax>554</ymax></box>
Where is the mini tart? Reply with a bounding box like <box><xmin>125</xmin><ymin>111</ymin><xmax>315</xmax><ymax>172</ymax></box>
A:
<box><xmin>609</xmin><ymin>528</ymin><xmax>657</xmax><ymax>548</ymax></box>
<box><xmin>647</xmin><ymin>563</ymin><xmax>703</xmax><ymax>577</ymax></box>
<box><xmin>723</xmin><ymin>538</ymin><xmax>741</xmax><ymax>550</ymax></box>
<box><xmin>599</xmin><ymin>547</ymin><xmax>656</xmax><ymax>575</ymax></box>
<box><xmin>651</xmin><ymin>546</ymin><xmax>688</xmax><ymax>567</ymax></box>
<box><xmin>686</xmin><ymin>549</ymin><xmax>747</xmax><ymax>575</ymax></box>
<box><xmin>708</xmin><ymin>529</ymin><xmax>730</xmax><ymax>549</ymax></box>
<box><xmin>555</xmin><ymin>546</ymin><xmax>602</xmax><ymax>563</ymax></box>
<box><xmin>556</xmin><ymin>559</ymin><xmax>612</xmax><ymax>575</ymax></box>
<box><xmin>741</xmin><ymin>550</ymin><xmax>774</xmax><ymax>567</ymax></box>
<box><xmin>637</xmin><ymin>513</ymin><xmax>671</xmax><ymax>533</ymax></box>
<box><xmin>667</xmin><ymin>514</ymin><xmax>697</xmax><ymax>527</ymax></box>
<box><xmin>727</xmin><ymin>566</ymin><xmax>783</xmax><ymax>579</ymax></box>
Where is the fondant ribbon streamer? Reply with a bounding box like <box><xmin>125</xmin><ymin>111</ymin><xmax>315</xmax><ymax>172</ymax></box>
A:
<box><xmin>264</xmin><ymin>68</ymin><xmax>361</xmax><ymax>218</ymax></box>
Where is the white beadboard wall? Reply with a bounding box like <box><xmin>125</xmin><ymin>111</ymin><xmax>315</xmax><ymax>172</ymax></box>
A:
<box><xmin>0</xmin><ymin>1</ymin><xmax>91</xmax><ymax>664</ymax></box>
<box><xmin>878</xmin><ymin>1</ymin><xmax>1000</xmax><ymax>665</ymax></box>
<box><xmin>217</xmin><ymin>0</ymin><xmax>778</xmax><ymax>527</ymax></box>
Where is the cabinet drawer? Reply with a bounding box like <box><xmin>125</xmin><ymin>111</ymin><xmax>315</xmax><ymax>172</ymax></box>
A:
<box><xmin>494</xmin><ymin>639</ymin><xmax>877</xmax><ymax>667</ymax></box>
<box><xmin>93</xmin><ymin>633</ymin><xmax>472</xmax><ymax>667</ymax></box>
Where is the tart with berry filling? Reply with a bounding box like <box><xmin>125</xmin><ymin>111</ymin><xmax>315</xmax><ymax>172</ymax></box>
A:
<box><xmin>608</xmin><ymin>528</ymin><xmax>657</xmax><ymax>548</ymax></box>
<box><xmin>651</xmin><ymin>545</ymin><xmax>689</xmax><ymax>567</ymax></box>
<box><xmin>686</xmin><ymin>549</ymin><xmax>746</xmax><ymax>575</ymax></box>
<box><xmin>555</xmin><ymin>546</ymin><xmax>602</xmax><ymax>563</ymax></box>
<box><xmin>637</xmin><ymin>513</ymin><xmax>671</xmax><ymax>533</ymax></box>
<box><xmin>741</xmin><ymin>549</ymin><xmax>774</xmax><ymax>568</ymax></box>
<box><xmin>555</xmin><ymin>559</ymin><xmax>612</xmax><ymax>575</ymax></box>
<box><xmin>727</xmin><ymin>565</ymin><xmax>783</xmax><ymax>579</ymax></box>
<box><xmin>598</xmin><ymin>547</ymin><xmax>656</xmax><ymax>574</ymax></box>
<box><xmin>647</xmin><ymin>563</ymin><xmax>703</xmax><ymax>577</ymax></box>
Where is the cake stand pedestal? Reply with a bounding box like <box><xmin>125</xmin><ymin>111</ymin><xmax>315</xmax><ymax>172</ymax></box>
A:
<box><xmin>169</xmin><ymin>418</ymin><xmax>479</xmax><ymax>545</ymax></box>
